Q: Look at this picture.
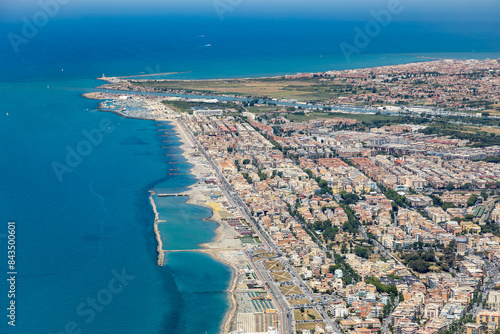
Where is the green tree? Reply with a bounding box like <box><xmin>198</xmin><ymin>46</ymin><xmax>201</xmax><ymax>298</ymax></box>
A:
<box><xmin>430</xmin><ymin>194</ymin><xmax>443</xmax><ymax>207</ymax></box>
<box><xmin>340</xmin><ymin>191</ymin><xmax>360</xmax><ymax>205</ymax></box>
<box><xmin>354</xmin><ymin>246</ymin><xmax>371</xmax><ymax>259</ymax></box>
<box><xmin>407</xmin><ymin>259</ymin><xmax>431</xmax><ymax>273</ymax></box>
<box><xmin>467</xmin><ymin>194</ymin><xmax>478</xmax><ymax>207</ymax></box>
<box><xmin>442</xmin><ymin>202</ymin><xmax>456</xmax><ymax>210</ymax></box>
<box><xmin>481</xmin><ymin>191</ymin><xmax>489</xmax><ymax>201</ymax></box>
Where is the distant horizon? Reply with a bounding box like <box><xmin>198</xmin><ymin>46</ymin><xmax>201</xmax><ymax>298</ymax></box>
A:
<box><xmin>1</xmin><ymin>0</ymin><xmax>499</xmax><ymax>22</ymax></box>
<box><xmin>0</xmin><ymin>1</ymin><xmax>499</xmax><ymax>334</ymax></box>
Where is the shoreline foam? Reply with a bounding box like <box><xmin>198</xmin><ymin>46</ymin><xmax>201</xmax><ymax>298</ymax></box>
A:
<box><xmin>149</xmin><ymin>191</ymin><xmax>165</xmax><ymax>267</ymax></box>
<box><xmin>167</xmin><ymin>118</ymin><xmax>240</xmax><ymax>334</ymax></box>
<box><xmin>84</xmin><ymin>92</ymin><xmax>241</xmax><ymax>333</ymax></box>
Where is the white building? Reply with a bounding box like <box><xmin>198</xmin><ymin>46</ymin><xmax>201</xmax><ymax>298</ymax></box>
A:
<box><xmin>488</xmin><ymin>290</ymin><xmax>500</xmax><ymax>310</ymax></box>
<box><xmin>193</xmin><ymin>109</ymin><xmax>223</xmax><ymax>116</ymax></box>
<box><xmin>334</xmin><ymin>269</ymin><xmax>343</xmax><ymax>279</ymax></box>
<box><xmin>332</xmin><ymin>305</ymin><xmax>348</xmax><ymax>318</ymax></box>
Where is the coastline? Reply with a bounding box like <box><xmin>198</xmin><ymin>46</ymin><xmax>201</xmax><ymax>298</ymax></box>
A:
<box><xmin>82</xmin><ymin>88</ymin><xmax>241</xmax><ymax>334</ymax></box>
<box><xmin>165</xmin><ymin>118</ymin><xmax>242</xmax><ymax>334</ymax></box>
<box><xmin>96</xmin><ymin>52</ymin><xmax>500</xmax><ymax>84</ymax></box>
<box><xmin>84</xmin><ymin>90</ymin><xmax>242</xmax><ymax>333</ymax></box>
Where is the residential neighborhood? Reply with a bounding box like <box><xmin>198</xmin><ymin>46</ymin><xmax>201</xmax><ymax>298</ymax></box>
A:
<box><xmin>179</xmin><ymin>109</ymin><xmax>500</xmax><ymax>334</ymax></box>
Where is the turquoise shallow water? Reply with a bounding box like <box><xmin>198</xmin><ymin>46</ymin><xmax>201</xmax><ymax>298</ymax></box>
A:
<box><xmin>0</xmin><ymin>79</ymin><xmax>232</xmax><ymax>334</ymax></box>
<box><xmin>0</xmin><ymin>11</ymin><xmax>498</xmax><ymax>334</ymax></box>
<box><xmin>155</xmin><ymin>196</ymin><xmax>218</xmax><ymax>251</ymax></box>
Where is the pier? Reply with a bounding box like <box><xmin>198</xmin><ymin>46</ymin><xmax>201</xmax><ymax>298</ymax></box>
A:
<box><xmin>157</xmin><ymin>193</ymin><xmax>187</xmax><ymax>197</ymax></box>
<box><xmin>151</xmin><ymin>192</ymin><xmax>241</xmax><ymax>267</ymax></box>
<box><xmin>149</xmin><ymin>192</ymin><xmax>165</xmax><ymax>266</ymax></box>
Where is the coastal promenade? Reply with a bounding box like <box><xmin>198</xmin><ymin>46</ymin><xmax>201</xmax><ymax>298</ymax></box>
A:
<box><xmin>158</xmin><ymin>119</ymin><xmax>283</xmax><ymax>332</ymax></box>
<box><xmin>86</xmin><ymin>56</ymin><xmax>500</xmax><ymax>334</ymax></box>
<box><xmin>83</xmin><ymin>89</ymin><xmax>331</xmax><ymax>333</ymax></box>
<box><xmin>82</xmin><ymin>91</ymin><xmax>251</xmax><ymax>332</ymax></box>
<box><xmin>157</xmin><ymin>119</ymin><xmax>275</xmax><ymax>333</ymax></box>
<box><xmin>175</xmin><ymin>118</ymin><xmax>293</xmax><ymax>334</ymax></box>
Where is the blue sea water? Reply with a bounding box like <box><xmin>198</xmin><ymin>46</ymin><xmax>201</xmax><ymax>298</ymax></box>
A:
<box><xmin>0</xmin><ymin>11</ymin><xmax>499</xmax><ymax>334</ymax></box>
<box><xmin>0</xmin><ymin>78</ymin><xmax>232</xmax><ymax>334</ymax></box>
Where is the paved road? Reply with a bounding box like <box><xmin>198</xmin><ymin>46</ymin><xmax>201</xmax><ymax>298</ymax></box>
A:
<box><xmin>470</xmin><ymin>257</ymin><xmax>500</xmax><ymax>319</ymax></box>
<box><xmin>479</xmin><ymin>195</ymin><xmax>499</xmax><ymax>225</ymax></box>
<box><xmin>179</xmin><ymin>118</ymin><xmax>344</xmax><ymax>333</ymax></box>
<box><xmin>359</xmin><ymin>225</ymin><xmax>403</xmax><ymax>266</ymax></box>
<box><xmin>178</xmin><ymin>119</ymin><xmax>294</xmax><ymax>333</ymax></box>
<box><xmin>358</xmin><ymin>225</ymin><xmax>402</xmax><ymax>334</ymax></box>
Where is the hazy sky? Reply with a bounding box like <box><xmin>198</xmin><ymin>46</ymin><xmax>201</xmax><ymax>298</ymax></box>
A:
<box><xmin>1</xmin><ymin>0</ymin><xmax>499</xmax><ymax>22</ymax></box>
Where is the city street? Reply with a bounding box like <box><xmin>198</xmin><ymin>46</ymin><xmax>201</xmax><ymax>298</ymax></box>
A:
<box><xmin>178</xmin><ymin>119</ymin><xmax>295</xmax><ymax>333</ymax></box>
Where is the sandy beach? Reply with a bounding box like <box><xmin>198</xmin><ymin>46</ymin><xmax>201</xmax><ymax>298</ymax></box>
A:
<box><xmin>160</xmin><ymin>118</ymin><xmax>246</xmax><ymax>334</ymax></box>
<box><xmin>83</xmin><ymin>91</ymin><xmax>270</xmax><ymax>334</ymax></box>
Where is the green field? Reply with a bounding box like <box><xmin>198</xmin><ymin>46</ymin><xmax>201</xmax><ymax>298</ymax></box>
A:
<box><xmin>420</xmin><ymin>122</ymin><xmax>500</xmax><ymax>147</ymax></box>
<box><xmin>133</xmin><ymin>77</ymin><xmax>377</xmax><ymax>103</ymax></box>
<box><xmin>283</xmin><ymin>111</ymin><xmax>395</xmax><ymax>123</ymax></box>
<box><xmin>162</xmin><ymin>100</ymin><xmax>243</xmax><ymax>113</ymax></box>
